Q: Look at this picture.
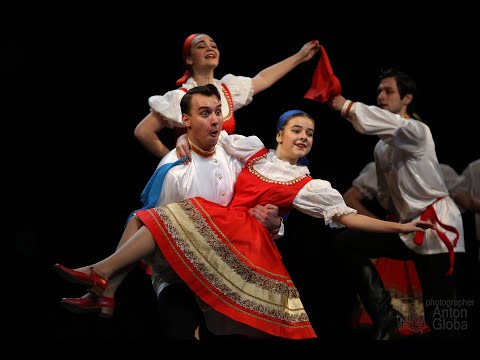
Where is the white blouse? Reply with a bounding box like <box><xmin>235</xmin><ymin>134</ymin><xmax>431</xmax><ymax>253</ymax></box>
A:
<box><xmin>220</xmin><ymin>133</ymin><xmax>357</xmax><ymax>229</ymax></box>
<box><xmin>148</xmin><ymin>75</ymin><xmax>254</xmax><ymax>128</ymax></box>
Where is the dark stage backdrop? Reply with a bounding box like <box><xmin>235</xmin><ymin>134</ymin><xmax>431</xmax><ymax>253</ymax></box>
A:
<box><xmin>12</xmin><ymin>14</ymin><xmax>479</xmax><ymax>347</ymax></box>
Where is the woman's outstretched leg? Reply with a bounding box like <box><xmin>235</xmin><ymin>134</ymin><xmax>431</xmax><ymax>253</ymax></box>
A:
<box><xmin>60</xmin><ymin>217</ymin><xmax>145</xmax><ymax>317</ymax></box>
<box><xmin>56</xmin><ymin>225</ymin><xmax>158</xmax><ymax>308</ymax></box>
<box><xmin>91</xmin><ymin>226</ymin><xmax>157</xmax><ymax>280</ymax></box>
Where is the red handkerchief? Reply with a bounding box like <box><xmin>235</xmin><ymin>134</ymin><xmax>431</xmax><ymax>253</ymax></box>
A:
<box><xmin>304</xmin><ymin>45</ymin><xmax>341</xmax><ymax>103</ymax></box>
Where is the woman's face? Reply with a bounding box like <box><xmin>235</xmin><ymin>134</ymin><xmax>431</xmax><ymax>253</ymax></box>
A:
<box><xmin>186</xmin><ymin>34</ymin><xmax>220</xmax><ymax>69</ymax></box>
<box><xmin>276</xmin><ymin>116</ymin><xmax>315</xmax><ymax>164</ymax></box>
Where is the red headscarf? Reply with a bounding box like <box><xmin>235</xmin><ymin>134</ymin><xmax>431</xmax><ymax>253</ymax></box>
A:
<box><xmin>175</xmin><ymin>33</ymin><xmax>199</xmax><ymax>87</ymax></box>
<box><xmin>304</xmin><ymin>45</ymin><xmax>341</xmax><ymax>103</ymax></box>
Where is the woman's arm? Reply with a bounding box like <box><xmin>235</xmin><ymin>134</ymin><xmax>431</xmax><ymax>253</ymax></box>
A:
<box><xmin>134</xmin><ymin>112</ymin><xmax>171</xmax><ymax>159</ymax></box>
<box><xmin>175</xmin><ymin>133</ymin><xmax>191</xmax><ymax>163</ymax></box>
<box><xmin>335</xmin><ymin>213</ymin><xmax>432</xmax><ymax>233</ymax></box>
<box><xmin>251</xmin><ymin>40</ymin><xmax>320</xmax><ymax>95</ymax></box>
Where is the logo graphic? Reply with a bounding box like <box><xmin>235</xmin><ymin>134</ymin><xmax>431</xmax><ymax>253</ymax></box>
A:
<box><xmin>395</xmin><ymin>297</ymin><xmax>429</xmax><ymax>334</ymax></box>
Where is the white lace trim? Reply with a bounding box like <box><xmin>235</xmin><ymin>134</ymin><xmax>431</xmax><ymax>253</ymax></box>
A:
<box><xmin>323</xmin><ymin>206</ymin><xmax>357</xmax><ymax>228</ymax></box>
<box><xmin>267</xmin><ymin>150</ymin><xmax>310</xmax><ymax>176</ymax></box>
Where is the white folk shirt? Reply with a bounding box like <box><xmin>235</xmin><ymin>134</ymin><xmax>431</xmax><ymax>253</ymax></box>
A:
<box><xmin>344</xmin><ymin>102</ymin><xmax>464</xmax><ymax>255</ymax></box>
<box><xmin>353</xmin><ymin>162</ymin><xmax>465</xmax><ymax>200</ymax></box>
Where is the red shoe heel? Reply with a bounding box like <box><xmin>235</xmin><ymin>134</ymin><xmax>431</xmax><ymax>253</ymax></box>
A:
<box><xmin>54</xmin><ymin>263</ymin><xmax>108</xmax><ymax>294</ymax></box>
<box><xmin>60</xmin><ymin>294</ymin><xmax>115</xmax><ymax>318</ymax></box>
<box><xmin>99</xmin><ymin>302</ymin><xmax>115</xmax><ymax>319</ymax></box>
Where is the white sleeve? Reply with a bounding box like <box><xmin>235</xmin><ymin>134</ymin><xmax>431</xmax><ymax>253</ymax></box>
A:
<box><xmin>293</xmin><ymin>179</ymin><xmax>357</xmax><ymax>228</ymax></box>
<box><xmin>352</xmin><ymin>162</ymin><xmax>378</xmax><ymax>200</ymax></box>
<box><xmin>439</xmin><ymin>164</ymin><xmax>464</xmax><ymax>194</ymax></box>
<box><xmin>456</xmin><ymin>159</ymin><xmax>480</xmax><ymax>193</ymax></box>
<box><xmin>218</xmin><ymin>131</ymin><xmax>264</xmax><ymax>163</ymax></box>
<box><xmin>146</xmin><ymin>150</ymin><xmax>183</xmax><ymax>206</ymax></box>
<box><xmin>157</xmin><ymin>149</ymin><xmax>180</xmax><ymax>169</ymax></box>
<box><xmin>220</xmin><ymin>74</ymin><xmax>254</xmax><ymax>110</ymax></box>
<box><xmin>348</xmin><ymin>102</ymin><xmax>427</xmax><ymax>156</ymax></box>
<box><xmin>148</xmin><ymin>89</ymin><xmax>186</xmax><ymax>129</ymax></box>
<box><xmin>157</xmin><ymin>172</ymin><xmax>182</xmax><ymax>207</ymax></box>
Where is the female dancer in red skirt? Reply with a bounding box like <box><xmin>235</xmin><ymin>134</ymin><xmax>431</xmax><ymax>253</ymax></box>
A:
<box><xmin>55</xmin><ymin>109</ymin><xmax>431</xmax><ymax>340</ymax></box>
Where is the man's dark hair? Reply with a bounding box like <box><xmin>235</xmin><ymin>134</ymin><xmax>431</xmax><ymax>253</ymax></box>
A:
<box><xmin>180</xmin><ymin>84</ymin><xmax>221</xmax><ymax>115</ymax></box>
<box><xmin>379</xmin><ymin>68</ymin><xmax>417</xmax><ymax>116</ymax></box>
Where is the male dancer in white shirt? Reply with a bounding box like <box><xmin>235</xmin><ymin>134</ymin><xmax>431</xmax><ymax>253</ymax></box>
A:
<box><xmin>60</xmin><ymin>84</ymin><xmax>283</xmax><ymax>341</ymax></box>
<box><xmin>329</xmin><ymin>68</ymin><xmax>465</xmax><ymax>339</ymax></box>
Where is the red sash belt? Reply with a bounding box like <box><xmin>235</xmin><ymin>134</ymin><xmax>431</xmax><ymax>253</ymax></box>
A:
<box><xmin>414</xmin><ymin>198</ymin><xmax>459</xmax><ymax>276</ymax></box>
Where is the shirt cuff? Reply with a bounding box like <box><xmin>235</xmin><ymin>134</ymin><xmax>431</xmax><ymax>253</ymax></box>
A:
<box><xmin>341</xmin><ymin>100</ymin><xmax>355</xmax><ymax>118</ymax></box>
<box><xmin>271</xmin><ymin>217</ymin><xmax>284</xmax><ymax>239</ymax></box>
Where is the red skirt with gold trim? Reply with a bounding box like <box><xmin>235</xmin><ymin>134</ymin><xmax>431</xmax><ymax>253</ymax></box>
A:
<box><xmin>136</xmin><ymin>197</ymin><xmax>316</xmax><ymax>339</ymax></box>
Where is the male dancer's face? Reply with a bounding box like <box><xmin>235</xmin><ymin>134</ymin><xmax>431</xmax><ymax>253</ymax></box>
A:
<box><xmin>183</xmin><ymin>94</ymin><xmax>223</xmax><ymax>151</ymax></box>
<box><xmin>376</xmin><ymin>77</ymin><xmax>410</xmax><ymax>116</ymax></box>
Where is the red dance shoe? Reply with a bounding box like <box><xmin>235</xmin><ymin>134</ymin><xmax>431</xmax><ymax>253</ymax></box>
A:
<box><xmin>54</xmin><ymin>263</ymin><xmax>108</xmax><ymax>295</ymax></box>
<box><xmin>61</xmin><ymin>294</ymin><xmax>115</xmax><ymax>319</ymax></box>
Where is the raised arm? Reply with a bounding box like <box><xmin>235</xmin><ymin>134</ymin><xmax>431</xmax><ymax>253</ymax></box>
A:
<box><xmin>134</xmin><ymin>112</ymin><xmax>171</xmax><ymax>159</ymax></box>
<box><xmin>251</xmin><ymin>40</ymin><xmax>320</xmax><ymax>95</ymax></box>
<box><xmin>329</xmin><ymin>95</ymin><xmax>427</xmax><ymax>155</ymax></box>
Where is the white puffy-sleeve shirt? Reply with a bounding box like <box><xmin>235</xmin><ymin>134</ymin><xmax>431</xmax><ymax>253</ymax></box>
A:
<box><xmin>220</xmin><ymin>134</ymin><xmax>357</xmax><ymax>229</ymax></box>
<box><xmin>156</xmin><ymin>131</ymin><xmax>243</xmax><ymax>207</ymax></box>
<box><xmin>148</xmin><ymin>75</ymin><xmax>254</xmax><ymax>129</ymax></box>
<box><xmin>457</xmin><ymin>159</ymin><xmax>480</xmax><ymax>241</ymax></box>
<box><xmin>345</xmin><ymin>102</ymin><xmax>464</xmax><ymax>254</ymax></box>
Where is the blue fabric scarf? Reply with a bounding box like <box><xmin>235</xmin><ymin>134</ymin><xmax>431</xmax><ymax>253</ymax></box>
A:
<box><xmin>126</xmin><ymin>156</ymin><xmax>188</xmax><ymax>223</ymax></box>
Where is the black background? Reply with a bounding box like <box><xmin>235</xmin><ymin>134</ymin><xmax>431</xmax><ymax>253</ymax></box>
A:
<box><xmin>12</xmin><ymin>12</ymin><xmax>479</xmax><ymax>349</ymax></box>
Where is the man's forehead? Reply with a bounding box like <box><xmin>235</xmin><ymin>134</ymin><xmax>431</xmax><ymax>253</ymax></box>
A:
<box><xmin>379</xmin><ymin>77</ymin><xmax>396</xmax><ymax>89</ymax></box>
<box><xmin>191</xmin><ymin>95</ymin><xmax>221</xmax><ymax>109</ymax></box>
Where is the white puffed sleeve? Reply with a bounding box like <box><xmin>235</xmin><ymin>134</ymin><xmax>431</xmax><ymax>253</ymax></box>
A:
<box><xmin>220</xmin><ymin>74</ymin><xmax>254</xmax><ymax>110</ymax></box>
<box><xmin>218</xmin><ymin>131</ymin><xmax>264</xmax><ymax>163</ymax></box>
<box><xmin>293</xmin><ymin>179</ymin><xmax>357</xmax><ymax>228</ymax></box>
<box><xmin>148</xmin><ymin>89</ymin><xmax>186</xmax><ymax>129</ymax></box>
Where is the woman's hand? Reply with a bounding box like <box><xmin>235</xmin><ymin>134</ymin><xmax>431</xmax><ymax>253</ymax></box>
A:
<box><xmin>401</xmin><ymin>220</ymin><xmax>434</xmax><ymax>233</ymax></box>
<box><xmin>176</xmin><ymin>134</ymin><xmax>192</xmax><ymax>164</ymax></box>
<box><xmin>297</xmin><ymin>40</ymin><xmax>321</xmax><ymax>63</ymax></box>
